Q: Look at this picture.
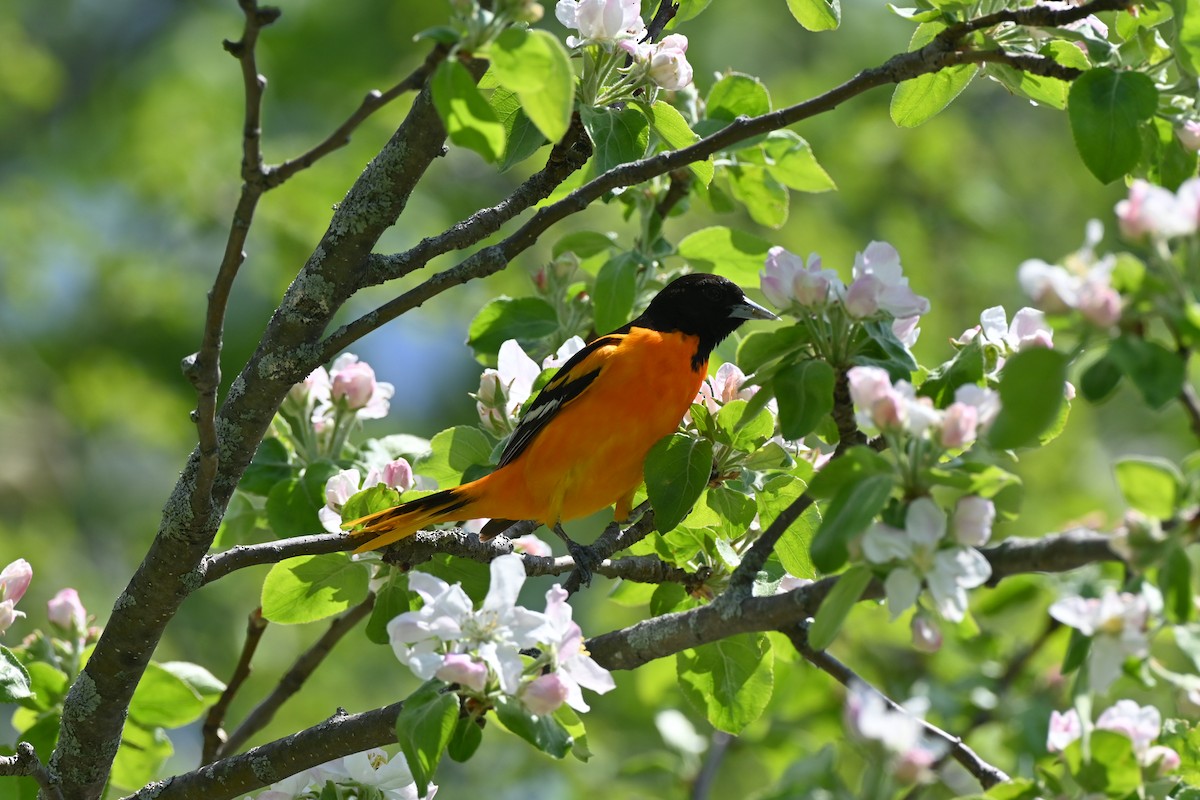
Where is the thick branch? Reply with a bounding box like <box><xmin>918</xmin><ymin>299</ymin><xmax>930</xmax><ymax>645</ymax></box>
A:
<box><xmin>217</xmin><ymin>595</ymin><xmax>376</xmax><ymax>758</ymax></box>
<box><xmin>783</xmin><ymin>623</ymin><xmax>1010</xmax><ymax>789</ymax></box>
<box><xmin>121</xmin><ymin>703</ymin><xmax>404</xmax><ymax>800</ymax></box>
<box><xmin>588</xmin><ymin>528</ymin><xmax>1119</xmax><ymax>671</ymax></box>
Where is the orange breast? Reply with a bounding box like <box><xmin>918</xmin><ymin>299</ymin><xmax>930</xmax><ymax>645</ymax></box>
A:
<box><xmin>473</xmin><ymin>328</ymin><xmax>705</xmax><ymax>525</ymax></box>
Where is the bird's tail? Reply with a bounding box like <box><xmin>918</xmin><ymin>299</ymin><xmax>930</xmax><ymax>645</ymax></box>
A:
<box><xmin>344</xmin><ymin>485</ymin><xmax>480</xmax><ymax>553</ymax></box>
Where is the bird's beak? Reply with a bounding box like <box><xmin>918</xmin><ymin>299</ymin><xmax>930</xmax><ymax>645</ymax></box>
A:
<box><xmin>729</xmin><ymin>296</ymin><xmax>779</xmax><ymax>321</ymax></box>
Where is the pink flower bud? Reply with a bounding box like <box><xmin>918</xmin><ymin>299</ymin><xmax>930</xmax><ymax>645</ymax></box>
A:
<box><xmin>1046</xmin><ymin>709</ymin><xmax>1082</xmax><ymax>752</ymax></box>
<box><xmin>521</xmin><ymin>672</ymin><xmax>570</xmax><ymax>715</ymax></box>
<box><xmin>435</xmin><ymin>653</ymin><xmax>489</xmax><ymax>692</ymax></box>
<box><xmin>910</xmin><ymin>615</ymin><xmax>942</xmax><ymax>653</ymax></box>
<box><xmin>512</xmin><ymin>534</ymin><xmax>553</xmax><ymax>557</ymax></box>
<box><xmin>953</xmin><ymin>496</ymin><xmax>994</xmax><ymax>547</ymax></box>
<box><xmin>331</xmin><ymin>360</ymin><xmax>378</xmax><ymax>410</ymax></box>
<box><xmin>1077</xmin><ymin>281</ymin><xmax>1121</xmax><ymax>327</ymax></box>
<box><xmin>1179</xmin><ymin>120</ymin><xmax>1200</xmax><ymax>152</ymax></box>
<box><xmin>0</xmin><ymin>600</ymin><xmax>24</xmax><ymax>636</ymax></box>
<box><xmin>646</xmin><ymin>34</ymin><xmax>693</xmax><ymax>91</ymax></box>
<box><xmin>0</xmin><ymin>559</ymin><xmax>32</xmax><ymax>606</ymax></box>
<box><xmin>1145</xmin><ymin>745</ymin><xmax>1182</xmax><ymax>776</ymax></box>
<box><xmin>381</xmin><ymin>459</ymin><xmax>414</xmax><ymax>492</ymax></box>
<box><xmin>892</xmin><ymin>745</ymin><xmax>937</xmax><ymax>784</ymax></box>
<box><xmin>939</xmin><ymin>403</ymin><xmax>978</xmax><ymax>449</ymax></box>
<box><xmin>47</xmin><ymin>588</ymin><xmax>87</xmax><ymax>633</ymax></box>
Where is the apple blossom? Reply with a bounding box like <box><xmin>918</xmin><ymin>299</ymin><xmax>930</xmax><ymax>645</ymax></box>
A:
<box><xmin>0</xmin><ymin>559</ymin><xmax>32</xmax><ymax>606</ymax></box>
<box><xmin>521</xmin><ymin>672</ymin><xmax>571</xmax><ymax>715</ymax></box>
<box><xmin>847</xmin><ymin>241</ymin><xmax>930</xmax><ymax>319</ymax></box>
<box><xmin>319</xmin><ymin>468</ymin><xmax>381</xmax><ymax>534</ymax></box>
<box><xmin>477</xmin><ymin>337</ymin><xmax>586</xmax><ymax>434</ymax></box>
<box><xmin>1077</xmin><ymin>279</ymin><xmax>1122</xmax><ymax>327</ymax></box>
<box><xmin>952</xmin><ymin>496</ymin><xmax>994</xmax><ymax>548</ymax></box>
<box><xmin>910</xmin><ymin>614</ymin><xmax>942</xmax><ymax>653</ymax></box>
<box><xmin>555</xmin><ymin>0</ymin><xmax>645</xmax><ymax>48</ymax></box>
<box><xmin>511</xmin><ymin>533</ymin><xmax>553</xmax><ymax>557</ymax></box>
<box><xmin>861</xmin><ymin>498</ymin><xmax>992</xmax><ymax>622</ymax></box>
<box><xmin>846</xmin><ymin>366</ymin><xmax>941</xmax><ymax>437</ymax></box>
<box><xmin>47</xmin><ymin>588</ymin><xmax>87</xmax><ymax>633</ymax></box>
<box><xmin>1115</xmin><ymin>179</ymin><xmax>1198</xmax><ymax>240</ymax></box>
<box><xmin>1048</xmin><ymin>585</ymin><xmax>1160</xmax><ymax>692</ymax></box>
<box><xmin>434</xmin><ymin>652</ymin><xmax>489</xmax><ymax>692</ymax></box>
<box><xmin>759</xmin><ymin>246</ymin><xmax>844</xmax><ymax>310</ymax></box>
<box><xmin>1046</xmin><ymin>708</ymin><xmax>1081</xmax><ymax>752</ymax></box>
<box><xmin>843</xmin><ymin>681</ymin><xmax>945</xmax><ymax>784</ymax></box>
<box><xmin>540</xmin><ymin>584</ymin><xmax>615</xmax><ymax>711</ymax></box>
<box><xmin>642</xmin><ymin>34</ymin><xmax>693</xmax><ymax>91</ymax></box>
<box><xmin>695</xmin><ymin>362</ymin><xmax>759</xmax><ymax>414</ymax></box>
<box><xmin>340</xmin><ymin>748</ymin><xmax>433</xmax><ymax>800</ymax></box>
<box><xmin>1018</xmin><ymin>258</ymin><xmax>1080</xmax><ymax>312</ymax></box>
<box><xmin>938</xmin><ymin>401</ymin><xmax>978</xmax><ymax>449</ymax></box>
<box><xmin>327</xmin><ymin>354</ymin><xmax>394</xmax><ymax>418</ymax></box>
<box><xmin>0</xmin><ymin>601</ymin><xmax>23</xmax><ymax>637</ymax></box>
<box><xmin>893</xmin><ymin>315</ymin><xmax>921</xmax><ymax>348</ymax></box>
<box><xmin>1179</xmin><ymin>120</ymin><xmax>1200</xmax><ymax>152</ymax></box>
<box><xmin>1041</xmin><ymin>700</ymin><xmax>1181</xmax><ymax>776</ymax></box>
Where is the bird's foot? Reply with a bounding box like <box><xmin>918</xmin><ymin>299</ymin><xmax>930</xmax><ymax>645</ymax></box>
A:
<box><xmin>553</xmin><ymin>524</ymin><xmax>601</xmax><ymax>590</ymax></box>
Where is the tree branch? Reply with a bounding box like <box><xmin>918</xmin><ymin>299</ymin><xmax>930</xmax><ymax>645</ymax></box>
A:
<box><xmin>644</xmin><ymin>0</ymin><xmax>680</xmax><ymax>43</ymax></box>
<box><xmin>587</xmin><ymin>528</ymin><xmax>1119</xmax><ymax>671</ymax></box>
<box><xmin>201</xmin><ymin>607</ymin><xmax>269</xmax><ymax>764</ymax></box>
<box><xmin>216</xmin><ymin>595</ymin><xmax>376</xmax><ymax>758</ymax></box>
<box><xmin>1</xmin><ymin>743</ymin><xmax>61</xmax><ymax>800</ymax></box>
<box><xmin>782</xmin><ymin>623</ymin><xmax>1011</xmax><ymax>789</ymax></box>
<box><xmin>121</xmin><ymin>703</ymin><xmax>404</xmax><ymax>800</ymax></box>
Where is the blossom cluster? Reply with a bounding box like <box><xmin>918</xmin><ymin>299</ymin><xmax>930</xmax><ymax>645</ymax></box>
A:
<box><xmin>555</xmin><ymin>0</ymin><xmax>694</xmax><ymax>91</ymax></box>
<box><xmin>1049</xmin><ymin>584</ymin><xmax>1160</xmax><ymax>692</ymax></box>
<box><xmin>1018</xmin><ymin>221</ymin><xmax>1122</xmax><ymax>326</ymax></box>
<box><xmin>247</xmin><ymin>747</ymin><xmax>433</xmax><ymax>800</ymax></box>
<box><xmin>319</xmin><ymin>461</ymin><xmax>416</xmax><ymax>534</ymax></box>
<box><xmin>284</xmin><ymin>353</ymin><xmax>395</xmax><ymax>461</ymax></box>
<box><xmin>388</xmin><ymin>554</ymin><xmax>614</xmax><ymax>716</ymax></box>
<box><xmin>1047</xmin><ymin>700</ymin><xmax>1180</xmax><ymax>777</ymax></box>
<box><xmin>847</xmin><ymin>366</ymin><xmax>1000</xmax><ymax>449</ymax></box>
<box><xmin>861</xmin><ymin>496</ymin><xmax>994</xmax><ymax>624</ymax></box>
<box><xmin>1114</xmin><ymin>178</ymin><xmax>1200</xmax><ymax>242</ymax></box>
<box><xmin>761</xmin><ymin>242</ymin><xmax>930</xmax><ymax>328</ymax></box>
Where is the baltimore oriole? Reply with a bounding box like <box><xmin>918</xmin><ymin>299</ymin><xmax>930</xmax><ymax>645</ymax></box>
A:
<box><xmin>346</xmin><ymin>273</ymin><xmax>777</xmax><ymax>559</ymax></box>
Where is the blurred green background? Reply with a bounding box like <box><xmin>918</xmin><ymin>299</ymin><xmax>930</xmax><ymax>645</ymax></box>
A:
<box><xmin>0</xmin><ymin>0</ymin><xmax>1188</xmax><ymax>796</ymax></box>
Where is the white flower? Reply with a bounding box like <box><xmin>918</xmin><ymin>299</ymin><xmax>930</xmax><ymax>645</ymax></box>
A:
<box><xmin>846</xmin><ymin>366</ymin><xmax>941</xmax><ymax>437</ymax></box>
<box><xmin>1097</xmin><ymin>700</ymin><xmax>1161</xmax><ymax>754</ymax></box>
<box><xmin>695</xmin><ymin>362</ymin><xmax>760</xmax><ymax>414</ymax></box>
<box><xmin>477</xmin><ymin>338</ymin><xmax>586</xmax><ymax>434</ymax></box>
<box><xmin>539</xmin><ymin>584</ymin><xmax>615</xmax><ymax>711</ymax></box>
<box><xmin>1048</xmin><ymin>585</ymin><xmax>1159</xmax><ymax>692</ymax></box>
<box><xmin>846</xmin><ymin>241</ymin><xmax>930</xmax><ymax>319</ymax></box>
<box><xmin>844</xmin><ymin>681</ymin><xmax>944</xmax><ymax>784</ymax></box>
<box><xmin>555</xmin><ymin>0</ymin><xmax>645</xmax><ymax>48</ymax></box>
<box><xmin>952</xmin><ymin>496</ymin><xmax>995</xmax><ymax>548</ymax></box>
<box><xmin>893</xmin><ymin>315</ymin><xmax>921</xmax><ymax>348</ymax></box>
<box><xmin>641</xmin><ymin>34</ymin><xmax>693</xmax><ymax>91</ymax></box>
<box><xmin>1116</xmin><ymin>179</ymin><xmax>1199</xmax><ymax>240</ymax></box>
<box><xmin>760</xmin><ymin>246</ymin><xmax>844</xmax><ymax>311</ymax></box>
<box><xmin>1046</xmin><ymin>708</ymin><xmax>1081</xmax><ymax>752</ymax></box>
<box><xmin>388</xmin><ymin>555</ymin><xmax>549</xmax><ymax>694</ymax></box>
<box><xmin>1018</xmin><ymin>259</ymin><xmax>1081</xmax><ymax>312</ymax></box>
<box><xmin>319</xmin><ymin>468</ymin><xmax>384</xmax><ymax>534</ymax></box>
<box><xmin>974</xmin><ymin>306</ymin><xmax>1053</xmax><ymax>353</ymax></box>
<box><xmin>861</xmin><ymin>498</ymin><xmax>992</xmax><ymax>622</ymax></box>
<box><xmin>340</xmin><ymin>748</ymin><xmax>433</xmax><ymax>800</ymax></box>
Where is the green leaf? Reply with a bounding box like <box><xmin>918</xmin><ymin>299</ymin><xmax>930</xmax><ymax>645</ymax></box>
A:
<box><xmin>466</xmin><ymin>296</ymin><xmax>559</xmax><ymax>365</ymax></box>
<box><xmin>986</xmin><ymin>348</ymin><xmax>1068</xmax><ymax>450</ymax></box>
<box><xmin>763</xmin><ymin>131</ymin><xmax>836</xmax><ymax>192</ymax></box>
<box><xmin>1115</xmin><ymin>457</ymin><xmax>1182</xmax><ymax>519</ymax></box>
<box><xmin>593</xmin><ymin>253</ymin><xmax>639</xmax><ymax>333</ymax></box>
<box><xmin>806</xmin><ymin>445</ymin><xmax>892</xmax><ymax>499</ymax></box>
<box><xmin>727</xmin><ymin>164</ymin><xmax>789</xmax><ymax>228</ymax></box>
<box><xmin>758</xmin><ymin>475</ymin><xmax>818</xmax><ymax>579</ymax></box>
<box><xmin>581</xmin><ymin>105</ymin><xmax>649</xmax><ymax>174</ymax></box>
<box><xmin>0</xmin><ymin>645</ymin><xmax>33</xmax><ymax>704</ymax></box>
<box><xmin>736</xmin><ymin>326</ymin><xmax>810</xmax><ymax>374</ymax></box>
<box><xmin>678</xmin><ymin>633</ymin><xmax>774</xmax><ymax>733</ymax></box>
<box><xmin>416</xmin><ymin>426</ymin><xmax>495</xmax><ymax>489</ymax></box>
<box><xmin>786</xmin><ymin>0</ymin><xmax>841</xmax><ymax>30</ymax></box>
<box><xmin>641</xmin><ymin>100</ymin><xmax>714</xmax><ymax>185</ymax></box>
<box><xmin>774</xmin><ymin>360</ymin><xmax>835</xmax><ymax>440</ymax></box>
<box><xmin>491</xmin><ymin>87</ymin><xmax>548</xmax><ymax>173</ymax></box>
<box><xmin>677</xmin><ymin>226</ymin><xmax>772</xmax><ymax>285</ymax></box>
<box><xmin>1161</xmin><ymin>546</ymin><xmax>1194</xmax><ymax>623</ymax></box>
<box><xmin>808</xmin><ymin>565</ymin><xmax>873</xmax><ymax>649</ymax></box>
<box><xmin>1068</xmin><ymin>68</ymin><xmax>1158</xmax><ymax>183</ymax></box>
<box><xmin>266</xmin><ymin>477</ymin><xmax>321</xmax><ymax>538</ymax></box>
<box><xmin>919</xmin><ymin>336</ymin><xmax>985</xmax><ymax>407</ymax></box>
<box><xmin>706</xmin><ymin>73</ymin><xmax>770</xmax><ymax>121</ymax></box>
<box><xmin>213</xmin><ymin>490</ymin><xmax>259</xmax><ymax>549</ymax></box>
<box><xmin>1064</xmin><ymin>729</ymin><xmax>1141</xmax><ymax>795</ymax></box>
<box><xmin>891</xmin><ymin>24</ymin><xmax>978</xmax><ymax>127</ymax></box>
<box><xmin>431</xmin><ymin>59</ymin><xmax>506</xmax><ymax>163</ymax></box>
<box><xmin>261</xmin><ymin>553</ymin><xmax>370</xmax><ymax>625</ymax></box>
<box><xmin>423</xmin><ymin>554</ymin><xmax>492</xmax><ymax>604</ymax></box>
<box><xmin>1061</xmin><ymin>627</ymin><xmax>1091</xmax><ymax>675</ymax></box>
<box><xmin>555</xmin><ymin>705</ymin><xmax>593</xmax><ymax>762</ymax></box>
<box><xmin>553</xmin><ymin>230</ymin><xmax>618</xmax><ymax>258</ymax></box>
<box><xmin>341</xmin><ymin>484</ymin><xmax>403</xmax><ymax>524</ymax></box>
<box><xmin>1173</xmin><ymin>0</ymin><xmax>1200</xmax><ymax>77</ymax></box>
<box><xmin>646</xmin><ymin>434</ymin><xmax>714</xmax><ymax>532</ymax></box>
<box><xmin>448</xmin><ymin>714</ymin><xmax>484</xmax><ymax>762</ymax></box>
<box><xmin>396</xmin><ymin>683</ymin><xmax>458</xmax><ymax>794</ymax></box>
<box><xmin>488</xmin><ymin>29</ymin><xmax>574</xmax><ymax>142</ymax></box>
<box><xmin>1108</xmin><ymin>335</ymin><xmax>1186</xmax><ymax>408</ymax></box>
<box><xmin>988</xmin><ymin>63</ymin><xmax>1069</xmax><ymax>110</ymax></box>
<box><xmin>811</xmin><ymin>474</ymin><xmax>894</xmax><ymax>573</ymax></box>
<box><xmin>494</xmin><ymin>695</ymin><xmax>573</xmax><ymax>758</ymax></box>
<box><xmin>158</xmin><ymin>661</ymin><xmax>225</xmax><ymax>707</ymax></box>
<box><xmin>110</xmin><ymin>720</ymin><xmax>173</xmax><ymax>791</ymax></box>
<box><xmin>1080</xmin><ymin>351</ymin><xmax>1122</xmax><ymax>403</ymax></box>
<box><xmin>366</xmin><ymin>569</ymin><xmax>411</xmax><ymax>645</ymax></box>
<box><xmin>18</xmin><ymin>662</ymin><xmax>67</xmax><ymax>712</ymax></box>
<box><xmin>128</xmin><ymin>662</ymin><xmax>206</xmax><ymax>729</ymax></box>
<box><xmin>240</xmin><ymin>437</ymin><xmax>292</xmax><ymax>495</ymax></box>
<box><xmin>714</xmin><ymin>398</ymin><xmax>774</xmax><ymax>452</ymax></box>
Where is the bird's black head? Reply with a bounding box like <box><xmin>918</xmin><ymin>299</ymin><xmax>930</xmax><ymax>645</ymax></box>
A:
<box><xmin>637</xmin><ymin>273</ymin><xmax>778</xmax><ymax>366</ymax></box>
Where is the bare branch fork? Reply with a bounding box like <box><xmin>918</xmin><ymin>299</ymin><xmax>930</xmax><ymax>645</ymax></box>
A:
<box><xmin>201</xmin><ymin>608</ymin><xmax>269</xmax><ymax>763</ymax></box>
<box><xmin>1</xmin><ymin>744</ymin><xmax>61</xmax><ymax>800</ymax></box>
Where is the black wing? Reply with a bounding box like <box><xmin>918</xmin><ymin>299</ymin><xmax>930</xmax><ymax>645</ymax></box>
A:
<box><xmin>496</xmin><ymin>333</ymin><xmax>626</xmax><ymax>468</ymax></box>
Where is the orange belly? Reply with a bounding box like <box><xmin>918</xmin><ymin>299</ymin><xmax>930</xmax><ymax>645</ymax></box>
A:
<box><xmin>470</xmin><ymin>328</ymin><xmax>705</xmax><ymax>524</ymax></box>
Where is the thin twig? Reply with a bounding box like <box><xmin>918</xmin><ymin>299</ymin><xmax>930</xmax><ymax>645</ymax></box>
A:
<box><xmin>941</xmin><ymin>0</ymin><xmax>1131</xmax><ymax>40</ymax></box>
<box><xmin>691</xmin><ymin>731</ymin><xmax>734</xmax><ymax>800</ymax></box>
<box><xmin>0</xmin><ymin>742</ymin><xmax>61</xmax><ymax>800</ymax></box>
<box><xmin>216</xmin><ymin>594</ymin><xmax>376</xmax><ymax>758</ymax></box>
<box><xmin>644</xmin><ymin>0</ymin><xmax>680</xmax><ymax>42</ymax></box>
<box><xmin>122</xmin><ymin>703</ymin><xmax>405</xmax><ymax>800</ymax></box>
<box><xmin>783</xmin><ymin>623</ymin><xmax>1011</xmax><ymax>790</ymax></box>
<box><xmin>265</xmin><ymin>44</ymin><xmax>449</xmax><ymax>188</ymax></box>
<box><xmin>202</xmin><ymin>607</ymin><xmax>269</xmax><ymax>764</ymax></box>
<box><xmin>727</xmin><ymin>494</ymin><xmax>815</xmax><ymax>594</ymax></box>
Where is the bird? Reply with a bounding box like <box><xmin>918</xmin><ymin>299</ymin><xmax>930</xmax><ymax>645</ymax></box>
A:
<box><xmin>344</xmin><ymin>272</ymin><xmax>777</xmax><ymax>576</ymax></box>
